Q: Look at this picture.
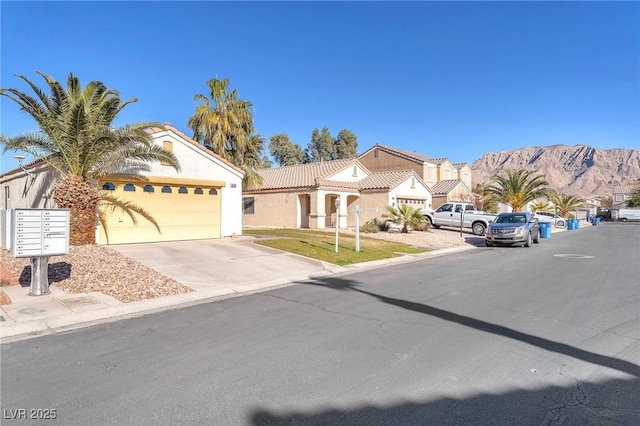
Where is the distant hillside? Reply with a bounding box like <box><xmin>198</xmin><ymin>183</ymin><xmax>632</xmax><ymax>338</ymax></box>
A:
<box><xmin>471</xmin><ymin>145</ymin><xmax>640</xmax><ymax>197</ymax></box>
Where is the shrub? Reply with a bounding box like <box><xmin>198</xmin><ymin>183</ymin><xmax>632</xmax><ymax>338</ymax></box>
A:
<box><xmin>360</xmin><ymin>218</ymin><xmax>380</xmax><ymax>233</ymax></box>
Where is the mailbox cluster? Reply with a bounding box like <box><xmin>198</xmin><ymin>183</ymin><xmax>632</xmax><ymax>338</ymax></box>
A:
<box><xmin>11</xmin><ymin>209</ymin><xmax>70</xmax><ymax>258</ymax></box>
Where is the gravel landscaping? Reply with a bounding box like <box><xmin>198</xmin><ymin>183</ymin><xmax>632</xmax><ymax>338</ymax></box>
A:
<box><xmin>1</xmin><ymin>245</ymin><xmax>192</xmax><ymax>303</ymax></box>
<box><xmin>0</xmin><ymin>227</ymin><xmax>478</xmax><ymax>303</ymax></box>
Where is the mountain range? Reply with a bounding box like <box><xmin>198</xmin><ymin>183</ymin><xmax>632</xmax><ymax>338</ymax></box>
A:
<box><xmin>470</xmin><ymin>145</ymin><xmax>640</xmax><ymax>198</ymax></box>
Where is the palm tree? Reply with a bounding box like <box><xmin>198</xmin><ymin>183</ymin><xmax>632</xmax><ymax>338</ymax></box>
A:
<box><xmin>487</xmin><ymin>169</ymin><xmax>552</xmax><ymax>212</ymax></box>
<box><xmin>386</xmin><ymin>204</ymin><xmax>425</xmax><ymax>233</ymax></box>
<box><xmin>1</xmin><ymin>71</ymin><xmax>179</xmax><ymax>245</ymax></box>
<box><xmin>551</xmin><ymin>193</ymin><xmax>585</xmax><ymax>218</ymax></box>
<box><xmin>529</xmin><ymin>199</ymin><xmax>553</xmax><ymax>213</ymax></box>
<box><xmin>188</xmin><ymin>77</ymin><xmax>253</xmax><ymax>157</ymax></box>
<box><xmin>473</xmin><ymin>183</ymin><xmax>499</xmax><ymax>214</ymax></box>
<box><xmin>187</xmin><ymin>77</ymin><xmax>262</xmax><ymax>188</ymax></box>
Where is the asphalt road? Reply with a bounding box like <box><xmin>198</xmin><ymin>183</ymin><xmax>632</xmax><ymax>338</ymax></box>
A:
<box><xmin>1</xmin><ymin>223</ymin><xmax>639</xmax><ymax>425</ymax></box>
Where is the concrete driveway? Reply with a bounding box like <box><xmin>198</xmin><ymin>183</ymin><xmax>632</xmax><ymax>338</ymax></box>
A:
<box><xmin>110</xmin><ymin>237</ymin><xmax>339</xmax><ymax>295</ymax></box>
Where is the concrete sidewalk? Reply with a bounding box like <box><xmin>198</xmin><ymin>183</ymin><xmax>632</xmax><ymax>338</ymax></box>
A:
<box><xmin>0</xmin><ymin>237</ymin><xmax>474</xmax><ymax>343</ymax></box>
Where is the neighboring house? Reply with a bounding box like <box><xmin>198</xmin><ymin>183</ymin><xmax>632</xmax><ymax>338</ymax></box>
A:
<box><xmin>610</xmin><ymin>184</ymin><xmax>639</xmax><ymax>219</ymax></box>
<box><xmin>357</xmin><ymin>144</ymin><xmax>472</xmax><ymax>191</ymax></box>
<box><xmin>429</xmin><ymin>179</ymin><xmax>475</xmax><ymax>209</ymax></box>
<box><xmin>242</xmin><ymin>159</ymin><xmax>432</xmax><ymax>229</ymax></box>
<box><xmin>0</xmin><ymin>123</ymin><xmax>244</xmax><ymax>246</ymax></box>
<box><xmin>613</xmin><ymin>184</ymin><xmax>637</xmax><ymax>206</ymax></box>
<box><xmin>451</xmin><ymin>162</ymin><xmax>472</xmax><ymax>189</ymax></box>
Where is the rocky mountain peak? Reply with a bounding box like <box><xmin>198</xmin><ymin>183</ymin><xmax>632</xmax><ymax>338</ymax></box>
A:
<box><xmin>471</xmin><ymin>145</ymin><xmax>640</xmax><ymax>197</ymax></box>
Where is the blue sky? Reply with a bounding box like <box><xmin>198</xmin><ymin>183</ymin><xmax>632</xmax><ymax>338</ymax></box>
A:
<box><xmin>1</xmin><ymin>1</ymin><xmax>639</xmax><ymax>173</ymax></box>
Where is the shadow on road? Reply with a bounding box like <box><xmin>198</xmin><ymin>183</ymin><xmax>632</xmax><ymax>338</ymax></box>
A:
<box><xmin>301</xmin><ymin>276</ymin><xmax>640</xmax><ymax>378</ymax></box>
<box><xmin>250</xmin><ymin>376</ymin><xmax>640</xmax><ymax>425</ymax></box>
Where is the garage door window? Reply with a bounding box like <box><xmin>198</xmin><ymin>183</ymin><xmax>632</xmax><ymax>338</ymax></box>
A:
<box><xmin>124</xmin><ymin>184</ymin><xmax>135</xmax><ymax>192</ymax></box>
<box><xmin>178</xmin><ymin>187</ymin><xmax>188</xmax><ymax>194</ymax></box>
<box><xmin>143</xmin><ymin>185</ymin><xmax>155</xmax><ymax>193</ymax></box>
<box><xmin>102</xmin><ymin>182</ymin><xmax>116</xmax><ymax>191</ymax></box>
<box><xmin>161</xmin><ymin>186</ymin><xmax>172</xmax><ymax>193</ymax></box>
<box><xmin>194</xmin><ymin>188</ymin><xmax>203</xmax><ymax>195</ymax></box>
<box><xmin>209</xmin><ymin>188</ymin><xmax>218</xmax><ymax>195</ymax></box>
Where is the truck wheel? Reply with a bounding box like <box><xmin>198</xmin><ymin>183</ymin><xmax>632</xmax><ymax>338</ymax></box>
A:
<box><xmin>423</xmin><ymin>216</ymin><xmax>433</xmax><ymax>227</ymax></box>
<box><xmin>432</xmin><ymin>223</ymin><xmax>441</xmax><ymax>228</ymax></box>
<box><xmin>472</xmin><ymin>222</ymin><xmax>486</xmax><ymax>236</ymax></box>
<box><xmin>524</xmin><ymin>232</ymin><xmax>532</xmax><ymax>248</ymax></box>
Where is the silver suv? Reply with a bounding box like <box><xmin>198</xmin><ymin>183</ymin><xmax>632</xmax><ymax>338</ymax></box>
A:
<box><xmin>485</xmin><ymin>212</ymin><xmax>540</xmax><ymax>248</ymax></box>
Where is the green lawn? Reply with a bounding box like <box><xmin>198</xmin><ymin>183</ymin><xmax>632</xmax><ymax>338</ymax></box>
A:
<box><xmin>243</xmin><ymin>228</ymin><xmax>428</xmax><ymax>265</ymax></box>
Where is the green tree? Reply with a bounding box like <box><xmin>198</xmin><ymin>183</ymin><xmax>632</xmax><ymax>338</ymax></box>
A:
<box><xmin>1</xmin><ymin>72</ymin><xmax>179</xmax><ymax>245</ymax></box>
<box><xmin>308</xmin><ymin>127</ymin><xmax>335</xmax><ymax>161</ymax></box>
<box><xmin>188</xmin><ymin>77</ymin><xmax>253</xmax><ymax>156</ymax></box>
<box><xmin>626</xmin><ymin>185</ymin><xmax>640</xmax><ymax>208</ymax></box>
<box><xmin>488</xmin><ymin>169</ymin><xmax>552</xmax><ymax>212</ymax></box>
<box><xmin>334</xmin><ymin>129</ymin><xmax>358</xmax><ymax>159</ymax></box>
<box><xmin>529</xmin><ymin>199</ymin><xmax>553</xmax><ymax>213</ymax></box>
<box><xmin>187</xmin><ymin>77</ymin><xmax>264</xmax><ymax>188</ymax></box>
<box><xmin>473</xmin><ymin>183</ymin><xmax>499</xmax><ymax>214</ymax></box>
<box><xmin>551</xmin><ymin>193</ymin><xmax>585</xmax><ymax>218</ymax></box>
<box><xmin>242</xmin><ymin>134</ymin><xmax>269</xmax><ymax>190</ymax></box>
<box><xmin>386</xmin><ymin>204</ymin><xmax>425</xmax><ymax>233</ymax></box>
<box><xmin>269</xmin><ymin>133</ymin><xmax>306</xmax><ymax>166</ymax></box>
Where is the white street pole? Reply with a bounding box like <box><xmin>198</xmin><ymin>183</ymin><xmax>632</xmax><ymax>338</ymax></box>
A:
<box><xmin>355</xmin><ymin>205</ymin><xmax>360</xmax><ymax>252</ymax></box>
<box><xmin>335</xmin><ymin>198</ymin><xmax>340</xmax><ymax>253</ymax></box>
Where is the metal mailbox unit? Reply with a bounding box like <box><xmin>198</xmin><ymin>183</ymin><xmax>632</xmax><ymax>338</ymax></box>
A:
<box><xmin>10</xmin><ymin>208</ymin><xmax>70</xmax><ymax>296</ymax></box>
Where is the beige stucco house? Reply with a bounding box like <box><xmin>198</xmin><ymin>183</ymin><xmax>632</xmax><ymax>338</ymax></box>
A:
<box><xmin>430</xmin><ymin>179</ymin><xmax>475</xmax><ymax>209</ymax></box>
<box><xmin>1</xmin><ymin>123</ymin><xmax>244</xmax><ymax>246</ymax></box>
<box><xmin>357</xmin><ymin>144</ymin><xmax>475</xmax><ymax>207</ymax></box>
<box><xmin>243</xmin><ymin>159</ymin><xmax>432</xmax><ymax>229</ymax></box>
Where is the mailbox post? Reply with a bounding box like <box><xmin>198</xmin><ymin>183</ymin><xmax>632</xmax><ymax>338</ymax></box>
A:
<box><xmin>11</xmin><ymin>209</ymin><xmax>70</xmax><ymax>296</ymax></box>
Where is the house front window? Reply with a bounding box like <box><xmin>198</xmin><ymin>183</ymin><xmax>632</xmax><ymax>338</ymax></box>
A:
<box><xmin>243</xmin><ymin>197</ymin><xmax>255</xmax><ymax>214</ymax></box>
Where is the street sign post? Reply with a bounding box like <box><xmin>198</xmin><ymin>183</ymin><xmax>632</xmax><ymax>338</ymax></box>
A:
<box><xmin>354</xmin><ymin>205</ymin><xmax>378</xmax><ymax>252</ymax></box>
<box><xmin>10</xmin><ymin>208</ymin><xmax>70</xmax><ymax>296</ymax></box>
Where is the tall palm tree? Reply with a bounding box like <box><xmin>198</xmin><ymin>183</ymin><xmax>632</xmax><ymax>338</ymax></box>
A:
<box><xmin>187</xmin><ymin>77</ymin><xmax>262</xmax><ymax>188</ymax></box>
<box><xmin>386</xmin><ymin>204</ymin><xmax>425</xmax><ymax>233</ymax></box>
<box><xmin>1</xmin><ymin>71</ymin><xmax>179</xmax><ymax>245</ymax></box>
<box><xmin>552</xmin><ymin>193</ymin><xmax>585</xmax><ymax>218</ymax></box>
<box><xmin>188</xmin><ymin>77</ymin><xmax>253</xmax><ymax>158</ymax></box>
<box><xmin>488</xmin><ymin>169</ymin><xmax>552</xmax><ymax>212</ymax></box>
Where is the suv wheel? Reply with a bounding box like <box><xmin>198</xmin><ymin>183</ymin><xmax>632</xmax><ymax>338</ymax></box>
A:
<box><xmin>533</xmin><ymin>230</ymin><xmax>540</xmax><ymax>244</ymax></box>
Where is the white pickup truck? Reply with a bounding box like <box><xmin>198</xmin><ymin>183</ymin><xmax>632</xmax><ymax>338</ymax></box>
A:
<box><xmin>420</xmin><ymin>202</ymin><xmax>497</xmax><ymax>236</ymax></box>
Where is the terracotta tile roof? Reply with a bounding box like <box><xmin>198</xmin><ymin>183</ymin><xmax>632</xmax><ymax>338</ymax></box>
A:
<box><xmin>429</xmin><ymin>158</ymin><xmax>450</xmax><ymax>165</ymax></box>
<box><xmin>451</xmin><ymin>162</ymin><xmax>468</xmax><ymax>169</ymax></box>
<box><xmin>147</xmin><ymin>123</ymin><xmax>245</xmax><ymax>175</ymax></box>
<box><xmin>252</xmin><ymin>159</ymin><xmax>363</xmax><ymax>190</ymax></box>
<box><xmin>358</xmin><ymin>170</ymin><xmax>426</xmax><ymax>191</ymax></box>
<box><xmin>431</xmin><ymin>179</ymin><xmax>468</xmax><ymax>195</ymax></box>
<box><xmin>360</xmin><ymin>144</ymin><xmax>435</xmax><ymax>164</ymax></box>
<box><xmin>315</xmin><ymin>178</ymin><xmax>360</xmax><ymax>191</ymax></box>
<box><xmin>613</xmin><ymin>184</ymin><xmax>638</xmax><ymax>194</ymax></box>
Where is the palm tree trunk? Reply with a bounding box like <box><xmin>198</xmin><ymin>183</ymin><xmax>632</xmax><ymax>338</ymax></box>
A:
<box><xmin>53</xmin><ymin>175</ymin><xmax>100</xmax><ymax>245</ymax></box>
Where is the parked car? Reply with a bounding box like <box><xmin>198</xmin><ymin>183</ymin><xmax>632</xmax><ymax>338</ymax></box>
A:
<box><xmin>534</xmin><ymin>211</ymin><xmax>566</xmax><ymax>227</ymax></box>
<box><xmin>420</xmin><ymin>203</ymin><xmax>497</xmax><ymax>236</ymax></box>
<box><xmin>485</xmin><ymin>212</ymin><xmax>540</xmax><ymax>248</ymax></box>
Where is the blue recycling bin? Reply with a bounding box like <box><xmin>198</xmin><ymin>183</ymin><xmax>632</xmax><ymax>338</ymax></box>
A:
<box><xmin>576</xmin><ymin>219</ymin><xmax>581</xmax><ymax>229</ymax></box>
<box><xmin>595</xmin><ymin>217</ymin><xmax>601</xmax><ymax>226</ymax></box>
<box><xmin>539</xmin><ymin>222</ymin><xmax>551</xmax><ymax>238</ymax></box>
<box><xmin>568</xmin><ymin>219</ymin><xmax>576</xmax><ymax>230</ymax></box>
